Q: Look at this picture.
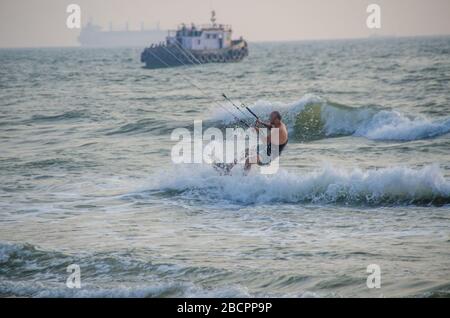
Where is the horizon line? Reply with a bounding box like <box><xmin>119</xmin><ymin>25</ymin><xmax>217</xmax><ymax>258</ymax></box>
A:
<box><xmin>1</xmin><ymin>33</ymin><xmax>450</xmax><ymax>50</ymax></box>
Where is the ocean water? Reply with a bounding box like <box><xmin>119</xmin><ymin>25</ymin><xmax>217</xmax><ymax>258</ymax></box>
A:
<box><xmin>1</xmin><ymin>37</ymin><xmax>450</xmax><ymax>298</ymax></box>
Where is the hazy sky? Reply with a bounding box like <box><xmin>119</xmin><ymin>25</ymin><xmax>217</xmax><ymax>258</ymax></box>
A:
<box><xmin>1</xmin><ymin>0</ymin><xmax>450</xmax><ymax>47</ymax></box>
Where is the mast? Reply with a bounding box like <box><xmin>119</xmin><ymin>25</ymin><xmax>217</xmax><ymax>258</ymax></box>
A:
<box><xmin>210</xmin><ymin>10</ymin><xmax>217</xmax><ymax>27</ymax></box>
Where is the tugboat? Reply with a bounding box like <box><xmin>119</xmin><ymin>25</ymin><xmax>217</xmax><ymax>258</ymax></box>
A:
<box><xmin>141</xmin><ymin>11</ymin><xmax>248</xmax><ymax>69</ymax></box>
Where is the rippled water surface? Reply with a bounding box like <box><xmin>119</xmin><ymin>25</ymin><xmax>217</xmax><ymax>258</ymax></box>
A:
<box><xmin>1</xmin><ymin>37</ymin><xmax>450</xmax><ymax>297</ymax></box>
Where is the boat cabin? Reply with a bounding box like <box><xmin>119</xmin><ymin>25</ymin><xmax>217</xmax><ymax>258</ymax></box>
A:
<box><xmin>166</xmin><ymin>11</ymin><xmax>232</xmax><ymax>51</ymax></box>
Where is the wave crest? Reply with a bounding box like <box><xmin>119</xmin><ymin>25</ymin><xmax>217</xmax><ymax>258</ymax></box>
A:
<box><xmin>210</xmin><ymin>95</ymin><xmax>450</xmax><ymax>141</ymax></box>
<box><xmin>153</xmin><ymin>164</ymin><xmax>450</xmax><ymax>206</ymax></box>
<box><xmin>0</xmin><ymin>242</ymin><xmax>251</xmax><ymax>298</ymax></box>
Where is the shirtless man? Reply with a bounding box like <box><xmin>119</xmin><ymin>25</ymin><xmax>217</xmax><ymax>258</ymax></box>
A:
<box><xmin>245</xmin><ymin>111</ymin><xmax>288</xmax><ymax>171</ymax></box>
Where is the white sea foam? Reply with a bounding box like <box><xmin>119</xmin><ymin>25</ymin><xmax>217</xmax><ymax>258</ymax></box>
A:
<box><xmin>154</xmin><ymin>164</ymin><xmax>450</xmax><ymax>205</ymax></box>
<box><xmin>0</xmin><ymin>281</ymin><xmax>251</xmax><ymax>298</ymax></box>
<box><xmin>353</xmin><ymin>110</ymin><xmax>450</xmax><ymax>141</ymax></box>
<box><xmin>0</xmin><ymin>242</ymin><xmax>252</xmax><ymax>298</ymax></box>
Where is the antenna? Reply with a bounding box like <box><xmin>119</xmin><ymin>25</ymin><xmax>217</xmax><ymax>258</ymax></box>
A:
<box><xmin>210</xmin><ymin>10</ymin><xmax>216</xmax><ymax>26</ymax></box>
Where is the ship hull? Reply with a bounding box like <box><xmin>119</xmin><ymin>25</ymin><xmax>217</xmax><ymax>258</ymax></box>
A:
<box><xmin>141</xmin><ymin>40</ymin><xmax>248</xmax><ymax>69</ymax></box>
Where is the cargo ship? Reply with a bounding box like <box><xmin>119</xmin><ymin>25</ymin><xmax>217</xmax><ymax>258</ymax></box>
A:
<box><xmin>141</xmin><ymin>11</ymin><xmax>248</xmax><ymax>68</ymax></box>
<box><xmin>78</xmin><ymin>22</ymin><xmax>166</xmax><ymax>47</ymax></box>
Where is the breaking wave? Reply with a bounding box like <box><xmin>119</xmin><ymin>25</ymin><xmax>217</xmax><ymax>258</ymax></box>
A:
<box><xmin>1</xmin><ymin>242</ymin><xmax>320</xmax><ymax>298</ymax></box>
<box><xmin>0</xmin><ymin>242</ymin><xmax>250</xmax><ymax>298</ymax></box>
<box><xmin>210</xmin><ymin>94</ymin><xmax>450</xmax><ymax>141</ymax></box>
<box><xmin>152</xmin><ymin>164</ymin><xmax>450</xmax><ymax>206</ymax></box>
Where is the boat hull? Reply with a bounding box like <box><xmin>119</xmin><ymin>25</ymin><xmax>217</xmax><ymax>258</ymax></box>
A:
<box><xmin>141</xmin><ymin>40</ymin><xmax>248</xmax><ymax>69</ymax></box>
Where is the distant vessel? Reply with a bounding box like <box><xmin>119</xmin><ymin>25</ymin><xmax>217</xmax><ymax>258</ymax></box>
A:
<box><xmin>78</xmin><ymin>22</ymin><xmax>166</xmax><ymax>47</ymax></box>
<box><xmin>141</xmin><ymin>11</ymin><xmax>248</xmax><ymax>69</ymax></box>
